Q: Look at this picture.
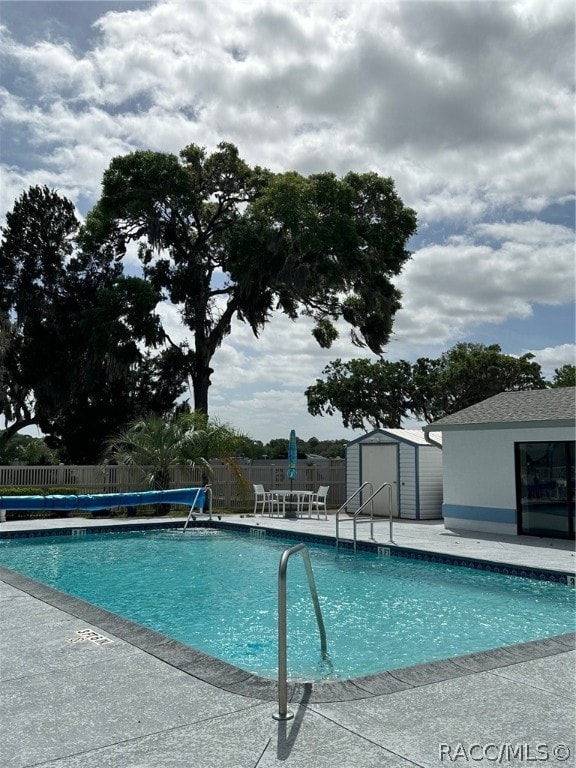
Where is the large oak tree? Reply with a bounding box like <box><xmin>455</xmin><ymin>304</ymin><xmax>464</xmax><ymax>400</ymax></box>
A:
<box><xmin>0</xmin><ymin>186</ymin><xmax>189</xmax><ymax>461</ymax></box>
<box><xmin>86</xmin><ymin>142</ymin><xmax>417</xmax><ymax>413</ymax></box>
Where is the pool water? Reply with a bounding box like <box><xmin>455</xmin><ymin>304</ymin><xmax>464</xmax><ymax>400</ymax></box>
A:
<box><xmin>0</xmin><ymin>528</ymin><xmax>574</xmax><ymax>680</ymax></box>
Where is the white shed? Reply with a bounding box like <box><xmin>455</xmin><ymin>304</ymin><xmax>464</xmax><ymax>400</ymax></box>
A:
<box><xmin>345</xmin><ymin>429</ymin><xmax>443</xmax><ymax>519</ymax></box>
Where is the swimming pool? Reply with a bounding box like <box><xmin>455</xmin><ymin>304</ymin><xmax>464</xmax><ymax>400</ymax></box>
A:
<box><xmin>0</xmin><ymin>527</ymin><xmax>573</xmax><ymax>680</ymax></box>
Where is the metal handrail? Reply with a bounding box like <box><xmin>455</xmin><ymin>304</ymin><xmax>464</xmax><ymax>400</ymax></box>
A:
<box><xmin>336</xmin><ymin>482</ymin><xmax>395</xmax><ymax>551</ymax></box>
<box><xmin>182</xmin><ymin>486</ymin><xmax>213</xmax><ymax>531</ymax></box>
<box><xmin>335</xmin><ymin>482</ymin><xmax>373</xmax><ymax>546</ymax></box>
<box><xmin>353</xmin><ymin>483</ymin><xmax>393</xmax><ymax>552</ymax></box>
<box><xmin>273</xmin><ymin>543</ymin><xmax>328</xmax><ymax>722</ymax></box>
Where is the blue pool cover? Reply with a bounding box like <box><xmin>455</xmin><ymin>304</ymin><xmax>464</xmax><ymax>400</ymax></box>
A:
<box><xmin>0</xmin><ymin>487</ymin><xmax>207</xmax><ymax>511</ymax></box>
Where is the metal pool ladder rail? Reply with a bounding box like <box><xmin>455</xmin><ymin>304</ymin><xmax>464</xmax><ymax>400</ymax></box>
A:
<box><xmin>273</xmin><ymin>543</ymin><xmax>328</xmax><ymax>722</ymax></box>
<box><xmin>336</xmin><ymin>482</ymin><xmax>394</xmax><ymax>551</ymax></box>
<box><xmin>182</xmin><ymin>486</ymin><xmax>213</xmax><ymax>531</ymax></box>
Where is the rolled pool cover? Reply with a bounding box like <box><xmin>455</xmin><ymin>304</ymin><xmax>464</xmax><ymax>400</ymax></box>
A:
<box><xmin>0</xmin><ymin>487</ymin><xmax>207</xmax><ymax>512</ymax></box>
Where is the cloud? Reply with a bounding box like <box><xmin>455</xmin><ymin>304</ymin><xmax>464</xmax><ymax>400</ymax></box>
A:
<box><xmin>2</xmin><ymin>0</ymin><xmax>573</xmax><ymax>214</ymax></box>
<box><xmin>0</xmin><ymin>0</ymin><xmax>573</xmax><ymax>442</ymax></box>
<box><xmin>528</xmin><ymin>343</ymin><xmax>576</xmax><ymax>379</ymax></box>
<box><xmin>394</xmin><ymin>219</ymin><xmax>575</xmax><ymax>345</ymax></box>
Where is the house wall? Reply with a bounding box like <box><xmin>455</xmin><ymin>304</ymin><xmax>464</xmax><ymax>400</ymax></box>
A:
<box><xmin>441</xmin><ymin>425</ymin><xmax>575</xmax><ymax>535</ymax></box>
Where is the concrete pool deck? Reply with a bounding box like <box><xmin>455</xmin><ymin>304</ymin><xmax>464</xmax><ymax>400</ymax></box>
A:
<box><xmin>1</xmin><ymin>515</ymin><xmax>574</xmax><ymax>767</ymax></box>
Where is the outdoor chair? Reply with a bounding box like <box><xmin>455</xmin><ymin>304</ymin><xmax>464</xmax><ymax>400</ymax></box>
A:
<box><xmin>253</xmin><ymin>484</ymin><xmax>275</xmax><ymax>516</ymax></box>
<box><xmin>310</xmin><ymin>486</ymin><xmax>329</xmax><ymax>519</ymax></box>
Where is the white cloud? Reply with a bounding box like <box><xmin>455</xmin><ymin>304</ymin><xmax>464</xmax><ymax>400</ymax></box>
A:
<box><xmin>211</xmin><ymin>312</ymin><xmax>368</xmax><ymax>390</ymax></box>
<box><xmin>210</xmin><ymin>385</ymin><xmax>364</xmax><ymax>444</ymax></box>
<box><xmin>394</xmin><ymin>219</ymin><xmax>575</xmax><ymax>345</ymax></box>
<box><xmin>473</xmin><ymin>219</ymin><xmax>574</xmax><ymax>247</ymax></box>
<box><xmin>18</xmin><ymin>41</ymin><xmax>98</xmax><ymax>100</ymax></box>
<box><xmin>0</xmin><ymin>0</ymin><xmax>574</xmax><ymax>442</ymax></box>
<box><xmin>528</xmin><ymin>343</ymin><xmax>576</xmax><ymax>379</ymax></box>
<box><xmin>2</xmin><ymin>0</ymin><xmax>572</xmax><ymax>211</ymax></box>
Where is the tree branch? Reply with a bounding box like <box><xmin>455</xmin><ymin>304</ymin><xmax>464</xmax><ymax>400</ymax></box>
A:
<box><xmin>0</xmin><ymin>416</ymin><xmax>37</xmax><ymax>446</ymax></box>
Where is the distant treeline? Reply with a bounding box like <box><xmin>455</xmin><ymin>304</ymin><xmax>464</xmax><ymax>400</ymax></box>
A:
<box><xmin>0</xmin><ymin>433</ymin><xmax>348</xmax><ymax>466</ymax></box>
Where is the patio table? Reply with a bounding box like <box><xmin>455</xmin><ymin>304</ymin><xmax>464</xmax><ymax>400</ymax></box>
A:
<box><xmin>272</xmin><ymin>490</ymin><xmax>314</xmax><ymax>518</ymax></box>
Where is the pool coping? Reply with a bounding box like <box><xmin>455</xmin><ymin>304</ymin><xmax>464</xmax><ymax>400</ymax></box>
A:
<box><xmin>1</xmin><ymin>519</ymin><xmax>575</xmax><ymax>705</ymax></box>
<box><xmin>1</xmin><ymin>516</ymin><xmax>573</xmax><ymax>582</ymax></box>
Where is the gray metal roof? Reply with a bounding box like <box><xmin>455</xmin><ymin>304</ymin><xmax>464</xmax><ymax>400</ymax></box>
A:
<box><xmin>383</xmin><ymin>428</ymin><xmax>440</xmax><ymax>445</ymax></box>
<box><xmin>422</xmin><ymin>387</ymin><xmax>576</xmax><ymax>431</ymax></box>
<box><xmin>348</xmin><ymin>428</ymin><xmax>441</xmax><ymax>446</ymax></box>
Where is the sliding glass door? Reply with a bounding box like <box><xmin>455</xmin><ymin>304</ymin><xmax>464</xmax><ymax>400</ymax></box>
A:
<box><xmin>516</xmin><ymin>441</ymin><xmax>575</xmax><ymax>539</ymax></box>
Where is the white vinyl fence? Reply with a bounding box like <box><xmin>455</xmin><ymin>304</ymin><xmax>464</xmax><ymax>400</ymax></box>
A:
<box><xmin>0</xmin><ymin>461</ymin><xmax>345</xmax><ymax>511</ymax></box>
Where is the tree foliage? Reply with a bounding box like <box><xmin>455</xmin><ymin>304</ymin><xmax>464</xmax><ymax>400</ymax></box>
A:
<box><xmin>306</xmin><ymin>343</ymin><xmax>549</xmax><ymax>430</ymax></box>
<box><xmin>551</xmin><ymin>364</ymin><xmax>576</xmax><ymax>388</ymax></box>
<box><xmin>105</xmin><ymin>412</ymin><xmax>248</xmax><ymax>490</ymax></box>
<box><xmin>0</xmin><ymin>434</ymin><xmax>59</xmax><ymax>465</ymax></box>
<box><xmin>1</xmin><ymin>186</ymin><xmax>78</xmax><ymax>443</ymax></box>
<box><xmin>410</xmin><ymin>343</ymin><xmax>548</xmax><ymax>423</ymax></box>
<box><xmin>0</xmin><ymin>186</ymin><xmax>190</xmax><ymax>461</ymax></box>
<box><xmin>85</xmin><ymin>142</ymin><xmax>417</xmax><ymax>413</ymax></box>
<box><xmin>2</xmin><ymin>148</ymin><xmax>416</xmax><ymax>458</ymax></box>
<box><xmin>306</xmin><ymin>358</ymin><xmax>413</xmax><ymax>429</ymax></box>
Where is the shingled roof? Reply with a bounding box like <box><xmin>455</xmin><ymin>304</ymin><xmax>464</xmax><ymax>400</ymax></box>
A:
<box><xmin>422</xmin><ymin>387</ymin><xmax>575</xmax><ymax>431</ymax></box>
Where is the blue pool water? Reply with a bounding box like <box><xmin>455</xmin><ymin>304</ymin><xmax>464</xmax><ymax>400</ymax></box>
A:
<box><xmin>0</xmin><ymin>528</ymin><xmax>574</xmax><ymax>680</ymax></box>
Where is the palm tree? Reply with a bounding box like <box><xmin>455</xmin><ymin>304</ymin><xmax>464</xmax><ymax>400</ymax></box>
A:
<box><xmin>179</xmin><ymin>413</ymin><xmax>249</xmax><ymax>489</ymax></box>
<box><xmin>105</xmin><ymin>412</ymin><xmax>248</xmax><ymax>509</ymax></box>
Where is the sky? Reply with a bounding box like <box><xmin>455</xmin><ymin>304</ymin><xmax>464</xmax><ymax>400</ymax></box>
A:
<box><xmin>1</xmin><ymin>0</ymin><xmax>574</xmax><ymax>445</ymax></box>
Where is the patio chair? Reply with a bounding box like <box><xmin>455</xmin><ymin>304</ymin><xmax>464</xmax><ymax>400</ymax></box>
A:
<box><xmin>253</xmin><ymin>484</ymin><xmax>274</xmax><ymax>516</ymax></box>
<box><xmin>310</xmin><ymin>486</ymin><xmax>329</xmax><ymax>520</ymax></box>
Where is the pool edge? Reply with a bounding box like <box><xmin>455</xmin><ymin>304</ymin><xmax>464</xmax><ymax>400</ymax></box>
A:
<box><xmin>1</xmin><ymin>523</ymin><xmax>574</xmax><ymax>705</ymax></box>
<box><xmin>2</xmin><ymin>517</ymin><xmax>572</xmax><ymax>583</ymax></box>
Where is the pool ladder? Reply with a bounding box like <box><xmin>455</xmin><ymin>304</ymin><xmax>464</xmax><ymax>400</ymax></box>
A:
<box><xmin>273</xmin><ymin>543</ymin><xmax>328</xmax><ymax>721</ymax></box>
<box><xmin>182</xmin><ymin>486</ymin><xmax>213</xmax><ymax>531</ymax></box>
<box><xmin>335</xmin><ymin>482</ymin><xmax>395</xmax><ymax>552</ymax></box>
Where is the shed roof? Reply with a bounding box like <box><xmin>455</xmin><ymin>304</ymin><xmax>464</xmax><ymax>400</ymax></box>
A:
<box><xmin>422</xmin><ymin>387</ymin><xmax>575</xmax><ymax>432</ymax></box>
<box><xmin>348</xmin><ymin>428</ymin><xmax>441</xmax><ymax>447</ymax></box>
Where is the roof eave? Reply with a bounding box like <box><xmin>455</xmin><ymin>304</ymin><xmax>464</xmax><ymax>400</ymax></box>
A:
<box><xmin>423</xmin><ymin>418</ymin><xmax>575</xmax><ymax>433</ymax></box>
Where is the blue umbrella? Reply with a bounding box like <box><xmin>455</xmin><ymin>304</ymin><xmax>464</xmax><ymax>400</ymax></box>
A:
<box><xmin>287</xmin><ymin>429</ymin><xmax>298</xmax><ymax>491</ymax></box>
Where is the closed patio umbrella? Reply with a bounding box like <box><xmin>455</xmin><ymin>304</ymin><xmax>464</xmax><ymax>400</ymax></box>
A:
<box><xmin>287</xmin><ymin>429</ymin><xmax>298</xmax><ymax>491</ymax></box>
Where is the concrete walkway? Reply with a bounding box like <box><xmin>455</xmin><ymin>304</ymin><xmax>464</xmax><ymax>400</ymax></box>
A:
<box><xmin>1</xmin><ymin>516</ymin><xmax>574</xmax><ymax>768</ymax></box>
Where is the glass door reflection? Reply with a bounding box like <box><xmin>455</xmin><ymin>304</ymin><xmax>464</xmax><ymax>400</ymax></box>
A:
<box><xmin>516</xmin><ymin>441</ymin><xmax>574</xmax><ymax>539</ymax></box>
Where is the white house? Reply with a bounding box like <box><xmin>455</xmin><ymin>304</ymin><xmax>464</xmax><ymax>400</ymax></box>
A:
<box><xmin>422</xmin><ymin>388</ymin><xmax>575</xmax><ymax>539</ymax></box>
<box><xmin>346</xmin><ymin>429</ymin><xmax>443</xmax><ymax>519</ymax></box>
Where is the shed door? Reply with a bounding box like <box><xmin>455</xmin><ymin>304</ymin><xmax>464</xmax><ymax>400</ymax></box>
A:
<box><xmin>360</xmin><ymin>444</ymin><xmax>398</xmax><ymax>516</ymax></box>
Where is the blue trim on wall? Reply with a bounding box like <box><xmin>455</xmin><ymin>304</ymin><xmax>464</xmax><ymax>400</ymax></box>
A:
<box><xmin>443</xmin><ymin>504</ymin><xmax>516</xmax><ymax>524</ymax></box>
